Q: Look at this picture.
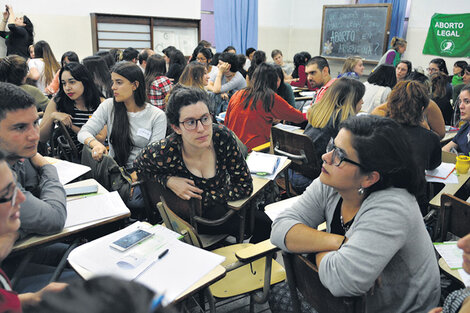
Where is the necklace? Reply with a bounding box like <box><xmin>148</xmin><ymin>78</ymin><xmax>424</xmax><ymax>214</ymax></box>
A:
<box><xmin>340</xmin><ymin>215</ymin><xmax>354</xmax><ymax>232</ymax></box>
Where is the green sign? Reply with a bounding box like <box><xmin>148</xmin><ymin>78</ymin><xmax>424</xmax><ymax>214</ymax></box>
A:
<box><xmin>423</xmin><ymin>13</ymin><xmax>470</xmax><ymax>57</ymax></box>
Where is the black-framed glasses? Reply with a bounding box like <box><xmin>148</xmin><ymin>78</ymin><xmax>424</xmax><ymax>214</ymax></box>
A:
<box><xmin>179</xmin><ymin>114</ymin><xmax>212</xmax><ymax>131</ymax></box>
<box><xmin>0</xmin><ymin>184</ymin><xmax>19</xmax><ymax>207</ymax></box>
<box><xmin>326</xmin><ymin>138</ymin><xmax>364</xmax><ymax>169</ymax></box>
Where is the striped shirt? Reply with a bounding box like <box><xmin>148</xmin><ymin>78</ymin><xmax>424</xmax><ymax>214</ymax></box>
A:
<box><xmin>70</xmin><ymin>106</ymin><xmax>95</xmax><ymax>152</ymax></box>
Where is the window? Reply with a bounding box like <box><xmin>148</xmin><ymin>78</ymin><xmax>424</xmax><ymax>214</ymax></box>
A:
<box><xmin>91</xmin><ymin>13</ymin><xmax>200</xmax><ymax>55</ymax></box>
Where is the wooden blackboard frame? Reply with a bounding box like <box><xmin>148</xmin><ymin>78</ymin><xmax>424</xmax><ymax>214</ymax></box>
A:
<box><xmin>320</xmin><ymin>4</ymin><xmax>392</xmax><ymax>64</ymax></box>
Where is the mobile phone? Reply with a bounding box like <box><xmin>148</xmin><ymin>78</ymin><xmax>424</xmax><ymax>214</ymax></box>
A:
<box><xmin>110</xmin><ymin>229</ymin><xmax>153</xmax><ymax>252</ymax></box>
<box><xmin>65</xmin><ymin>185</ymin><xmax>98</xmax><ymax>196</ymax></box>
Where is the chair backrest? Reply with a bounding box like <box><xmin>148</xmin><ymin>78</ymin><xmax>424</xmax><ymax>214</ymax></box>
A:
<box><xmin>140</xmin><ymin>179</ymin><xmax>202</xmax><ymax>227</ymax></box>
<box><xmin>440</xmin><ymin>193</ymin><xmax>470</xmax><ymax>241</ymax></box>
<box><xmin>282</xmin><ymin>252</ymin><xmax>365</xmax><ymax>313</ymax></box>
<box><xmin>156</xmin><ymin>198</ymin><xmax>204</xmax><ymax>248</ymax></box>
<box><xmin>271</xmin><ymin>126</ymin><xmax>320</xmax><ymax>179</ymax></box>
<box><xmin>50</xmin><ymin>121</ymin><xmax>79</xmax><ymax>161</ymax></box>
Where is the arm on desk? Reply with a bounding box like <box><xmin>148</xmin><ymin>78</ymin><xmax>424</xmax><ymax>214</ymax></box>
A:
<box><xmin>18</xmin><ymin>160</ymin><xmax>67</xmax><ymax>238</ymax></box>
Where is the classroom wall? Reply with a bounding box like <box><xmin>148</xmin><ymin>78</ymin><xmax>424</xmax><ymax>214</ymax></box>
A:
<box><xmin>405</xmin><ymin>0</ymin><xmax>470</xmax><ymax>71</ymax></box>
<box><xmin>258</xmin><ymin>0</ymin><xmax>354</xmax><ymax>75</ymax></box>
<box><xmin>258</xmin><ymin>0</ymin><xmax>470</xmax><ymax>76</ymax></box>
<box><xmin>0</xmin><ymin>0</ymin><xmax>200</xmax><ymax>59</ymax></box>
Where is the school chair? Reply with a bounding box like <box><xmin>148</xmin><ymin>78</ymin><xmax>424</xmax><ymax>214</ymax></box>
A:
<box><xmin>50</xmin><ymin>120</ymin><xmax>79</xmax><ymax>162</ymax></box>
<box><xmin>439</xmin><ymin>193</ymin><xmax>470</xmax><ymax>242</ymax></box>
<box><xmin>270</xmin><ymin>126</ymin><xmax>320</xmax><ymax>195</ymax></box>
<box><xmin>156</xmin><ymin>196</ymin><xmax>286</xmax><ymax>313</ymax></box>
<box><xmin>141</xmin><ymin>179</ymin><xmax>230</xmax><ymax>248</ymax></box>
<box><xmin>282</xmin><ymin>252</ymin><xmax>365</xmax><ymax>313</ymax></box>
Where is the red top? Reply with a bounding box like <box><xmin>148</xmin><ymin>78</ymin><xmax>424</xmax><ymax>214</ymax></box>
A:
<box><xmin>290</xmin><ymin>65</ymin><xmax>315</xmax><ymax>90</ymax></box>
<box><xmin>314</xmin><ymin>78</ymin><xmax>336</xmax><ymax>104</ymax></box>
<box><xmin>0</xmin><ymin>269</ymin><xmax>21</xmax><ymax>313</ymax></box>
<box><xmin>225</xmin><ymin>90</ymin><xmax>306</xmax><ymax>151</ymax></box>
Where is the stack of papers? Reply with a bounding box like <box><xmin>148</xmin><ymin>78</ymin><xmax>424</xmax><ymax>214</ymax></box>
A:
<box><xmin>68</xmin><ymin>222</ymin><xmax>225</xmax><ymax>302</ymax></box>
<box><xmin>425</xmin><ymin>163</ymin><xmax>457</xmax><ymax>183</ymax></box>
<box><xmin>434</xmin><ymin>241</ymin><xmax>470</xmax><ymax>287</ymax></box>
<box><xmin>46</xmin><ymin>157</ymin><xmax>91</xmax><ymax>185</ymax></box>
<box><xmin>65</xmin><ymin>191</ymin><xmax>130</xmax><ymax>228</ymax></box>
<box><xmin>274</xmin><ymin>123</ymin><xmax>301</xmax><ymax>132</ymax></box>
<box><xmin>246</xmin><ymin>152</ymin><xmax>281</xmax><ymax>175</ymax></box>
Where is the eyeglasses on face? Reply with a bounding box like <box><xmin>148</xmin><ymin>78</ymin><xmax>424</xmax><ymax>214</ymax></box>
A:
<box><xmin>326</xmin><ymin>138</ymin><xmax>364</xmax><ymax>169</ymax></box>
<box><xmin>0</xmin><ymin>184</ymin><xmax>19</xmax><ymax>208</ymax></box>
<box><xmin>179</xmin><ymin>114</ymin><xmax>212</xmax><ymax>131</ymax></box>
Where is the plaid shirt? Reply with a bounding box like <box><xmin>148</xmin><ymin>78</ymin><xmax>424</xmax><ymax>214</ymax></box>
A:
<box><xmin>148</xmin><ymin>76</ymin><xmax>172</xmax><ymax>109</ymax></box>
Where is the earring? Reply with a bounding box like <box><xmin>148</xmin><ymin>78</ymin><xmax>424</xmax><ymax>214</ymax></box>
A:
<box><xmin>358</xmin><ymin>187</ymin><xmax>364</xmax><ymax>195</ymax></box>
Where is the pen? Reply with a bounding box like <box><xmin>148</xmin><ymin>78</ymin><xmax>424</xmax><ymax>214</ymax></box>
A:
<box><xmin>158</xmin><ymin>248</ymin><xmax>169</xmax><ymax>259</ymax></box>
<box><xmin>149</xmin><ymin>293</ymin><xmax>165</xmax><ymax>311</ymax></box>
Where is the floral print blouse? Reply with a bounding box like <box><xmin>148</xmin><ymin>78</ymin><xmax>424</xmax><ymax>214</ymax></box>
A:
<box><xmin>135</xmin><ymin>124</ymin><xmax>253</xmax><ymax>214</ymax></box>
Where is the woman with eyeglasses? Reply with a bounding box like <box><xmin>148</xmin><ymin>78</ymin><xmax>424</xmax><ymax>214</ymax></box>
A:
<box><xmin>271</xmin><ymin>115</ymin><xmax>440</xmax><ymax>312</ymax></box>
<box><xmin>135</xmin><ymin>85</ymin><xmax>272</xmax><ymax>243</ymax></box>
<box><xmin>0</xmin><ymin>149</ymin><xmax>68</xmax><ymax>311</ymax></box>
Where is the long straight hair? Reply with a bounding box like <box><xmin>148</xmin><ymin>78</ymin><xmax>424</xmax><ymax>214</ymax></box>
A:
<box><xmin>82</xmin><ymin>56</ymin><xmax>113</xmax><ymax>98</ymax></box>
<box><xmin>308</xmin><ymin>77</ymin><xmax>365</xmax><ymax>128</ymax></box>
<box><xmin>144</xmin><ymin>55</ymin><xmax>167</xmax><ymax>92</ymax></box>
<box><xmin>33</xmin><ymin>40</ymin><xmax>60</xmax><ymax>85</ymax></box>
<box><xmin>178</xmin><ymin>62</ymin><xmax>206</xmax><ymax>89</ymax></box>
<box><xmin>54</xmin><ymin>62</ymin><xmax>102</xmax><ymax>116</ymax></box>
<box><xmin>241</xmin><ymin>63</ymin><xmax>277</xmax><ymax>112</ymax></box>
<box><xmin>110</xmin><ymin>61</ymin><xmax>146</xmax><ymax>167</ymax></box>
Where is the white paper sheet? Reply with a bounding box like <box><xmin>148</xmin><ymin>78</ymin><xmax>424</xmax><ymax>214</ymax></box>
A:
<box><xmin>434</xmin><ymin>241</ymin><xmax>463</xmax><ymax>269</ymax></box>
<box><xmin>426</xmin><ymin>163</ymin><xmax>457</xmax><ymax>183</ymax></box>
<box><xmin>68</xmin><ymin>222</ymin><xmax>225</xmax><ymax>302</ymax></box>
<box><xmin>273</xmin><ymin>123</ymin><xmax>301</xmax><ymax>132</ymax></box>
<box><xmin>265</xmin><ymin>196</ymin><xmax>300</xmax><ymax>222</ymax></box>
<box><xmin>47</xmin><ymin>158</ymin><xmax>91</xmax><ymax>185</ymax></box>
<box><xmin>64</xmin><ymin>191</ymin><xmax>130</xmax><ymax>228</ymax></box>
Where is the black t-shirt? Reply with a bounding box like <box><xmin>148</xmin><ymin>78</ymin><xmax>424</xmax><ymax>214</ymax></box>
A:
<box><xmin>0</xmin><ymin>24</ymin><xmax>30</xmax><ymax>59</ymax></box>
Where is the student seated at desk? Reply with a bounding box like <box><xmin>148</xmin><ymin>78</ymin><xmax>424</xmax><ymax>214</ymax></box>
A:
<box><xmin>289</xmin><ymin>77</ymin><xmax>364</xmax><ymax>194</ymax></box>
<box><xmin>39</xmin><ymin>62</ymin><xmax>107</xmax><ymax>159</ymax></box>
<box><xmin>0</xmin><ymin>82</ymin><xmax>66</xmax><ymax>238</ymax></box>
<box><xmin>444</xmin><ymin>85</ymin><xmax>470</xmax><ymax>155</ymax></box>
<box><xmin>78</xmin><ymin>61</ymin><xmax>167</xmax><ymax>211</ymax></box>
<box><xmin>135</xmin><ymin>85</ymin><xmax>271</xmax><ymax>243</ymax></box>
<box><xmin>386</xmin><ymin>80</ymin><xmax>441</xmax><ymax>214</ymax></box>
<box><xmin>371</xmin><ymin>70</ymin><xmax>446</xmax><ymax>139</ymax></box>
<box><xmin>271</xmin><ymin>115</ymin><xmax>440</xmax><ymax>312</ymax></box>
<box><xmin>224</xmin><ymin>63</ymin><xmax>306</xmax><ymax>152</ymax></box>
<box><xmin>0</xmin><ymin>149</ymin><xmax>67</xmax><ymax>312</ymax></box>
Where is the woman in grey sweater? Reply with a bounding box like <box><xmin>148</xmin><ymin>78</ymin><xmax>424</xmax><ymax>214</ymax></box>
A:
<box><xmin>271</xmin><ymin>115</ymin><xmax>440</xmax><ymax>313</ymax></box>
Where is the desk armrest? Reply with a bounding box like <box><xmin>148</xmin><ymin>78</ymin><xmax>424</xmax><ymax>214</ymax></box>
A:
<box><xmin>235</xmin><ymin>239</ymin><xmax>279</xmax><ymax>262</ymax></box>
<box><xmin>193</xmin><ymin>209</ymin><xmax>236</xmax><ymax>226</ymax></box>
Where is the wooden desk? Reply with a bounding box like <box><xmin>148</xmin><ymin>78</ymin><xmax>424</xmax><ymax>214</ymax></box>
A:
<box><xmin>227</xmin><ymin>159</ymin><xmax>291</xmax><ymax>242</ymax></box>
<box><xmin>429</xmin><ymin>172</ymin><xmax>470</xmax><ymax>208</ymax></box>
<box><xmin>227</xmin><ymin>159</ymin><xmax>292</xmax><ymax>210</ymax></box>
<box><xmin>69</xmin><ymin>257</ymin><xmax>226</xmax><ymax>303</ymax></box>
<box><xmin>11</xmin><ymin>179</ymin><xmax>130</xmax><ymax>286</ymax></box>
<box><xmin>439</xmin><ymin>258</ymin><xmax>465</xmax><ymax>287</ymax></box>
<box><xmin>441</xmin><ymin>131</ymin><xmax>458</xmax><ymax>146</ymax></box>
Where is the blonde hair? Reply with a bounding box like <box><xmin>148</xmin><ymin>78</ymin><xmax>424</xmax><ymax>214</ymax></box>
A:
<box><xmin>341</xmin><ymin>56</ymin><xmax>363</xmax><ymax>74</ymax></box>
<box><xmin>307</xmin><ymin>78</ymin><xmax>365</xmax><ymax>128</ymax></box>
<box><xmin>390</xmin><ymin>37</ymin><xmax>407</xmax><ymax>51</ymax></box>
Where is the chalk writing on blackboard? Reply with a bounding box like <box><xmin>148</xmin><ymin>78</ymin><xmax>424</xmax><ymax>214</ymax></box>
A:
<box><xmin>321</xmin><ymin>5</ymin><xmax>391</xmax><ymax>62</ymax></box>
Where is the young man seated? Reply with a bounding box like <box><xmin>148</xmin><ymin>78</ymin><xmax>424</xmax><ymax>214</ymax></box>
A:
<box><xmin>0</xmin><ymin>82</ymin><xmax>66</xmax><ymax>238</ymax></box>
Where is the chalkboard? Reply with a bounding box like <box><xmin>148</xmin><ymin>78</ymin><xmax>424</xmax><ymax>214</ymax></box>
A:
<box><xmin>320</xmin><ymin>4</ymin><xmax>392</xmax><ymax>63</ymax></box>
